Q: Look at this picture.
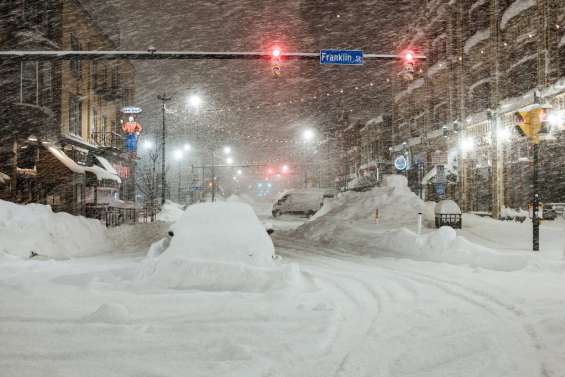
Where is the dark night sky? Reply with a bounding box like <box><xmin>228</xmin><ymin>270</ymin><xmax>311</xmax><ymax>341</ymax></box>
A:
<box><xmin>92</xmin><ymin>0</ymin><xmax>416</xmax><ymax>161</ymax></box>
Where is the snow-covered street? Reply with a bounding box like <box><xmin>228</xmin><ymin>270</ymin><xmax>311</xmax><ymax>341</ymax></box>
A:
<box><xmin>2</xmin><ymin>189</ymin><xmax>565</xmax><ymax>376</ymax></box>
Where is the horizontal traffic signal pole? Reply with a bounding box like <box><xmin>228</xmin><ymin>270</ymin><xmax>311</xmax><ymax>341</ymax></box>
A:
<box><xmin>0</xmin><ymin>50</ymin><xmax>426</xmax><ymax>61</ymax></box>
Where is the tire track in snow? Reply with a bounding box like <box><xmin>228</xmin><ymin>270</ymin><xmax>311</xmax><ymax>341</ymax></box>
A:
<box><xmin>275</xmin><ymin>237</ymin><xmax>545</xmax><ymax>376</ymax></box>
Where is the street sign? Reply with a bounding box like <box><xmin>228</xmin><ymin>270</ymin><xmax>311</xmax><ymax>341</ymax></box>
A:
<box><xmin>435</xmin><ymin>183</ymin><xmax>446</xmax><ymax>197</ymax></box>
<box><xmin>320</xmin><ymin>50</ymin><xmax>363</xmax><ymax>65</ymax></box>
<box><xmin>394</xmin><ymin>155</ymin><xmax>408</xmax><ymax>171</ymax></box>
<box><xmin>121</xmin><ymin>106</ymin><xmax>143</xmax><ymax>114</ymax></box>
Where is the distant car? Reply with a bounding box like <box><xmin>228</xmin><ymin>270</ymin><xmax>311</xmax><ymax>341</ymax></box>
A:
<box><xmin>272</xmin><ymin>189</ymin><xmax>334</xmax><ymax>218</ymax></box>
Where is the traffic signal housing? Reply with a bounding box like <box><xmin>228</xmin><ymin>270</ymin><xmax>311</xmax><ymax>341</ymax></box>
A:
<box><xmin>271</xmin><ymin>47</ymin><xmax>282</xmax><ymax>78</ymax></box>
<box><xmin>514</xmin><ymin>108</ymin><xmax>545</xmax><ymax>144</ymax></box>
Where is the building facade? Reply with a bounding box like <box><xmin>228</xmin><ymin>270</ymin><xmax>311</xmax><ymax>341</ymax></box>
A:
<box><xmin>387</xmin><ymin>0</ymin><xmax>565</xmax><ymax>217</ymax></box>
<box><xmin>0</xmin><ymin>0</ymin><xmax>137</xmax><ymax>220</ymax></box>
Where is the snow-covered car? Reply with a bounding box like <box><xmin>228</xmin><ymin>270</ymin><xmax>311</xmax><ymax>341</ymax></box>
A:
<box><xmin>272</xmin><ymin>189</ymin><xmax>334</xmax><ymax>218</ymax></box>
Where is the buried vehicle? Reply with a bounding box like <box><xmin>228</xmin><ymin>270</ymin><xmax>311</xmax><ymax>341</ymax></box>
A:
<box><xmin>272</xmin><ymin>189</ymin><xmax>335</xmax><ymax>218</ymax></box>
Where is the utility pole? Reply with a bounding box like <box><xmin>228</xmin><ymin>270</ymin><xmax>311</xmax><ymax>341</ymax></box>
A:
<box><xmin>157</xmin><ymin>93</ymin><xmax>172</xmax><ymax>205</ymax></box>
<box><xmin>211</xmin><ymin>150</ymin><xmax>216</xmax><ymax>202</ymax></box>
<box><xmin>532</xmin><ymin>143</ymin><xmax>540</xmax><ymax>251</ymax></box>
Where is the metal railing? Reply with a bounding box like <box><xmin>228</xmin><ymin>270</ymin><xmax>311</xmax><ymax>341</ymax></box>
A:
<box><xmin>90</xmin><ymin>131</ymin><xmax>125</xmax><ymax>151</ymax></box>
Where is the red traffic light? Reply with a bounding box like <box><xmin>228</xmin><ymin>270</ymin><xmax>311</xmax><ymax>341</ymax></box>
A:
<box><xmin>267</xmin><ymin>168</ymin><xmax>274</xmax><ymax>175</ymax></box>
<box><xmin>403</xmin><ymin>50</ymin><xmax>415</xmax><ymax>63</ymax></box>
<box><xmin>272</xmin><ymin>47</ymin><xmax>281</xmax><ymax>58</ymax></box>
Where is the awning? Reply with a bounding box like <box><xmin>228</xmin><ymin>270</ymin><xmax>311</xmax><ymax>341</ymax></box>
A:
<box><xmin>95</xmin><ymin>156</ymin><xmax>118</xmax><ymax>175</ymax></box>
<box><xmin>45</xmin><ymin>144</ymin><xmax>121</xmax><ymax>184</ymax></box>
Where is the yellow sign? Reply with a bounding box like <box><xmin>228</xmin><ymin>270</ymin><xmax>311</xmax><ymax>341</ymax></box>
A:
<box><xmin>515</xmin><ymin>108</ymin><xmax>545</xmax><ymax>144</ymax></box>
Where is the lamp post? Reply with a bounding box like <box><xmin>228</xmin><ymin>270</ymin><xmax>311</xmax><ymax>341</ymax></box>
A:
<box><xmin>141</xmin><ymin>140</ymin><xmax>159</xmax><ymax>206</ymax></box>
<box><xmin>157</xmin><ymin>93</ymin><xmax>172</xmax><ymax>205</ymax></box>
<box><xmin>174</xmin><ymin>149</ymin><xmax>184</xmax><ymax>203</ymax></box>
<box><xmin>302</xmin><ymin>129</ymin><xmax>315</xmax><ymax>188</ymax></box>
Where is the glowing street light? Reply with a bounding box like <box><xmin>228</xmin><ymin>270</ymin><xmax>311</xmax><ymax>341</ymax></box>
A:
<box><xmin>226</xmin><ymin>156</ymin><xmax>234</xmax><ymax>164</ymax></box>
<box><xmin>237</xmin><ymin>169</ymin><xmax>243</xmax><ymax>175</ymax></box>
<box><xmin>183</xmin><ymin>143</ymin><xmax>191</xmax><ymax>151</ymax></box>
<box><xmin>302</xmin><ymin>128</ymin><xmax>315</xmax><ymax>142</ymax></box>
<box><xmin>188</xmin><ymin>94</ymin><xmax>202</xmax><ymax>108</ymax></box>
<box><xmin>223</xmin><ymin>146</ymin><xmax>232</xmax><ymax>155</ymax></box>
<box><xmin>497</xmin><ymin>127</ymin><xmax>511</xmax><ymax>142</ymax></box>
<box><xmin>142</xmin><ymin>140</ymin><xmax>154</xmax><ymax>150</ymax></box>
<box><xmin>460</xmin><ymin>137</ymin><xmax>475</xmax><ymax>152</ymax></box>
<box><xmin>174</xmin><ymin>149</ymin><xmax>184</xmax><ymax>160</ymax></box>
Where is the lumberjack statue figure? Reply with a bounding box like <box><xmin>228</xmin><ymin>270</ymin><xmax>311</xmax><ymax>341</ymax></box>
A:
<box><xmin>122</xmin><ymin>116</ymin><xmax>143</xmax><ymax>154</ymax></box>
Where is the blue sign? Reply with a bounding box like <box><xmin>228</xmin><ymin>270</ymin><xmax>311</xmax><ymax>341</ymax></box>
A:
<box><xmin>435</xmin><ymin>183</ymin><xmax>446</xmax><ymax>196</ymax></box>
<box><xmin>394</xmin><ymin>155</ymin><xmax>408</xmax><ymax>171</ymax></box>
<box><xmin>320</xmin><ymin>50</ymin><xmax>363</xmax><ymax>65</ymax></box>
<box><xmin>121</xmin><ymin>106</ymin><xmax>143</xmax><ymax>114</ymax></box>
<box><xmin>191</xmin><ymin>186</ymin><xmax>201</xmax><ymax>192</ymax></box>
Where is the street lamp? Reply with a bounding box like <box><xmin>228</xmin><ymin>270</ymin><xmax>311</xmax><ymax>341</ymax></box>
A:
<box><xmin>226</xmin><ymin>156</ymin><xmax>234</xmax><ymax>165</ymax></box>
<box><xmin>183</xmin><ymin>143</ymin><xmax>191</xmax><ymax>151</ymax></box>
<box><xmin>223</xmin><ymin>146</ymin><xmax>232</xmax><ymax>155</ymax></box>
<box><xmin>302</xmin><ymin>129</ymin><xmax>315</xmax><ymax>142</ymax></box>
<box><xmin>302</xmin><ymin>128</ymin><xmax>316</xmax><ymax>188</ymax></box>
<box><xmin>188</xmin><ymin>94</ymin><xmax>202</xmax><ymax>109</ymax></box>
<box><xmin>174</xmin><ymin>149</ymin><xmax>184</xmax><ymax>203</ymax></box>
<box><xmin>157</xmin><ymin>93</ymin><xmax>172</xmax><ymax>205</ymax></box>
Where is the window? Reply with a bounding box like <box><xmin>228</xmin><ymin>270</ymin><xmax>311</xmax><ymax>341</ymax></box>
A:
<box><xmin>40</xmin><ymin>62</ymin><xmax>52</xmax><ymax>107</ymax></box>
<box><xmin>111</xmin><ymin>64</ymin><xmax>120</xmax><ymax>88</ymax></box>
<box><xmin>91</xmin><ymin>60</ymin><xmax>98</xmax><ymax>88</ymax></box>
<box><xmin>91</xmin><ymin>107</ymin><xmax>98</xmax><ymax>142</ymax></box>
<box><xmin>69</xmin><ymin>96</ymin><xmax>82</xmax><ymax>136</ymax></box>
<box><xmin>70</xmin><ymin>33</ymin><xmax>81</xmax><ymax>77</ymax></box>
<box><xmin>20</xmin><ymin>61</ymin><xmax>38</xmax><ymax>104</ymax></box>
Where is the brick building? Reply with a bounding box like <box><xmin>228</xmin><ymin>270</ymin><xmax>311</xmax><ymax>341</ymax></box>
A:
<box><xmin>388</xmin><ymin>0</ymin><xmax>565</xmax><ymax>217</ymax></box>
<box><xmin>0</xmin><ymin>0</ymin><xmax>137</xmax><ymax>219</ymax></box>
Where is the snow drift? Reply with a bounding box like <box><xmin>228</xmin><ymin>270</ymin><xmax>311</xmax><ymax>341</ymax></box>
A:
<box><xmin>140</xmin><ymin>202</ymin><xmax>300</xmax><ymax>291</ymax></box>
<box><xmin>293</xmin><ymin>175</ymin><xmax>529</xmax><ymax>271</ymax></box>
<box><xmin>0</xmin><ymin>200</ymin><xmax>112</xmax><ymax>258</ymax></box>
<box><xmin>156</xmin><ymin>200</ymin><xmax>185</xmax><ymax>222</ymax></box>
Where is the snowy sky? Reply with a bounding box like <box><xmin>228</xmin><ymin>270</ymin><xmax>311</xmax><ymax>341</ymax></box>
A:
<box><xmin>89</xmin><ymin>0</ymin><xmax>414</xmax><ymax>161</ymax></box>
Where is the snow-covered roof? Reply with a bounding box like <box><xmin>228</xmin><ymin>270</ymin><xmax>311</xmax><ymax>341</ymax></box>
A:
<box><xmin>464</xmin><ymin>29</ymin><xmax>490</xmax><ymax>54</ymax></box>
<box><xmin>0</xmin><ymin>171</ymin><xmax>10</xmax><ymax>185</ymax></box>
<box><xmin>395</xmin><ymin>78</ymin><xmax>425</xmax><ymax>102</ymax></box>
<box><xmin>500</xmin><ymin>0</ymin><xmax>536</xmax><ymax>30</ymax></box>
<box><xmin>46</xmin><ymin>144</ymin><xmax>121</xmax><ymax>184</ymax></box>
<box><xmin>435</xmin><ymin>200</ymin><xmax>462</xmax><ymax>215</ymax></box>
<box><xmin>470</xmin><ymin>0</ymin><xmax>488</xmax><ymax>14</ymax></box>
<box><xmin>95</xmin><ymin>156</ymin><xmax>118</xmax><ymax>175</ymax></box>
<box><xmin>427</xmin><ymin>60</ymin><xmax>448</xmax><ymax>78</ymax></box>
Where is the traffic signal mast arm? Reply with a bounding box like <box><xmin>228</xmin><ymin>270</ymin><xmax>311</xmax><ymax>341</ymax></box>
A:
<box><xmin>0</xmin><ymin>50</ymin><xmax>426</xmax><ymax>61</ymax></box>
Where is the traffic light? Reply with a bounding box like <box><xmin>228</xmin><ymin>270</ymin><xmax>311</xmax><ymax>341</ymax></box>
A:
<box><xmin>399</xmin><ymin>49</ymin><xmax>416</xmax><ymax>81</ymax></box>
<box><xmin>281</xmin><ymin>164</ymin><xmax>289</xmax><ymax>174</ymax></box>
<box><xmin>271</xmin><ymin>47</ymin><xmax>281</xmax><ymax>78</ymax></box>
<box><xmin>514</xmin><ymin>108</ymin><xmax>545</xmax><ymax>144</ymax></box>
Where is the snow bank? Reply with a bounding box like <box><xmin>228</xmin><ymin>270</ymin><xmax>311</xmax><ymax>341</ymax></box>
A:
<box><xmin>377</xmin><ymin>227</ymin><xmax>529</xmax><ymax>271</ymax></box>
<box><xmin>293</xmin><ymin>175</ymin><xmax>528</xmax><ymax>271</ymax></box>
<box><xmin>141</xmin><ymin>202</ymin><xmax>300</xmax><ymax>291</ymax></box>
<box><xmin>297</xmin><ymin>175</ymin><xmax>434</xmax><ymax>240</ymax></box>
<box><xmin>156</xmin><ymin>200</ymin><xmax>185</xmax><ymax>222</ymax></box>
<box><xmin>81</xmin><ymin>303</ymin><xmax>130</xmax><ymax>324</ymax></box>
<box><xmin>0</xmin><ymin>200</ymin><xmax>112</xmax><ymax>258</ymax></box>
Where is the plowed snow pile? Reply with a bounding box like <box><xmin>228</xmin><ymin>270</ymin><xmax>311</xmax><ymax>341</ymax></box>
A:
<box><xmin>294</xmin><ymin>175</ymin><xmax>529</xmax><ymax>271</ymax></box>
<box><xmin>156</xmin><ymin>200</ymin><xmax>185</xmax><ymax>222</ymax></box>
<box><xmin>140</xmin><ymin>202</ymin><xmax>300</xmax><ymax>290</ymax></box>
<box><xmin>0</xmin><ymin>199</ymin><xmax>112</xmax><ymax>258</ymax></box>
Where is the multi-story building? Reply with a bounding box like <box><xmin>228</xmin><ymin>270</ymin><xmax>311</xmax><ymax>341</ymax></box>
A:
<box><xmin>388</xmin><ymin>0</ymin><xmax>565</xmax><ymax>217</ymax></box>
<box><xmin>335</xmin><ymin>115</ymin><xmax>393</xmax><ymax>191</ymax></box>
<box><xmin>0</xmin><ymin>0</ymin><xmax>137</xmax><ymax>219</ymax></box>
